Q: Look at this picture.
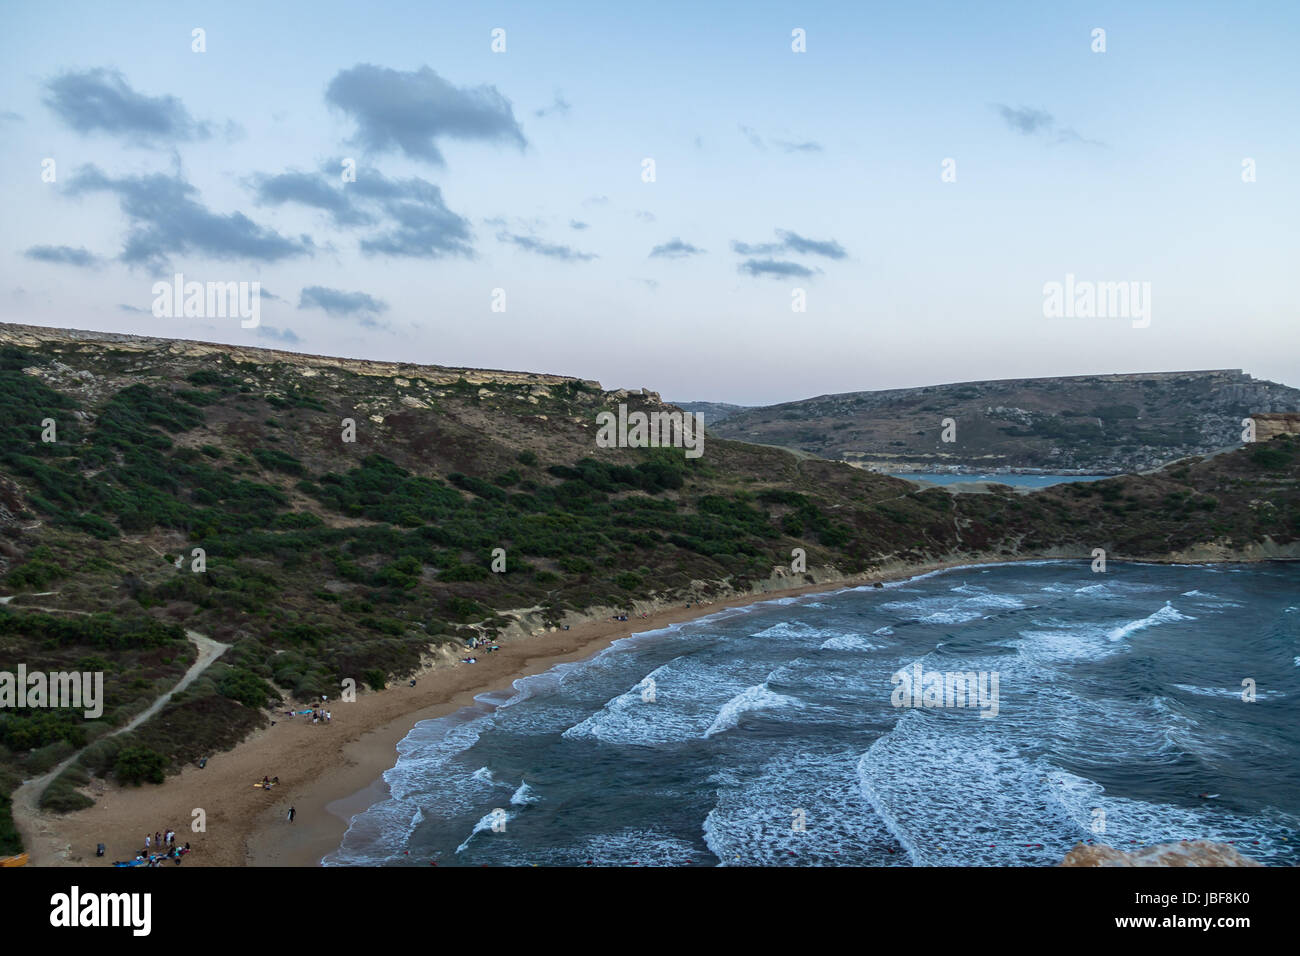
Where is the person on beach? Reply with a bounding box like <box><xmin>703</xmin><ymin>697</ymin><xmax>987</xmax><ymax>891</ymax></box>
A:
<box><xmin>326</xmin><ymin>711</ymin><xmax>331</xmax><ymax>723</ymax></box>
<box><xmin>144</xmin><ymin>834</ymin><xmax>150</xmax><ymax>851</ymax></box>
<box><xmin>288</xmin><ymin>806</ymin><xmax>296</xmax><ymax>823</ymax></box>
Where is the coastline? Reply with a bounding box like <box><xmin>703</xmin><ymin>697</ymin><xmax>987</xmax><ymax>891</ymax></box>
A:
<box><xmin>20</xmin><ymin>551</ymin><xmax>1295</xmax><ymax>867</ymax></box>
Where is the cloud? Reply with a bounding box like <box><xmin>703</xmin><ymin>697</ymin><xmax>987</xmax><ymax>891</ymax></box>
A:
<box><xmin>250</xmin><ymin>164</ymin><xmax>473</xmax><ymax>259</ymax></box>
<box><xmin>1053</xmin><ymin>127</ymin><xmax>1108</xmax><ymax>147</ymax></box>
<box><xmin>67</xmin><ymin>165</ymin><xmax>314</xmax><ymax>269</ymax></box>
<box><xmin>994</xmin><ymin>104</ymin><xmax>1105</xmax><ymax>146</ymax></box>
<box><xmin>583</xmin><ymin>195</ymin><xmax>610</xmax><ymax>206</ymax></box>
<box><xmin>535</xmin><ymin>93</ymin><xmax>571</xmax><ymax>118</ymax></box>
<box><xmin>351</xmin><ymin>169</ymin><xmax>474</xmax><ymax>258</ymax></box>
<box><xmin>256</xmin><ymin>325</ymin><xmax>301</xmax><ymax>344</ymax></box>
<box><xmin>569</xmin><ymin>220</ymin><xmax>589</xmax><ymax>230</ymax></box>
<box><xmin>632</xmin><ymin>210</ymin><xmax>656</xmax><ymax>223</ymax></box>
<box><xmin>731</xmin><ymin>239</ymin><xmax>782</xmax><ymax>255</ymax></box>
<box><xmin>259</xmin><ymin>288</ymin><xmax>284</xmax><ymax>302</ymax></box>
<box><xmin>775</xmin><ymin>140</ymin><xmax>823</xmax><ymax>153</ymax></box>
<box><xmin>731</xmin><ymin>230</ymin><xmax>846</xmax><ymax>260</ymax></box>
<box><xmin>299</xmin><ymin>286</ymin><xmax>388</xmax><ymax>326</ymax></box>
<box><xmin>995</xmin><ymin>105</ymin><xmax>1054</xmax><ymax>135</ymax></box>
<box><xmin>741</xmin><ymin>126</ymin><xmax>822</xmax><ymax>153</ymax></box>
<box><xmin>24</xmin><ymin>245</ymin><xmax>102</xmax><ymax>268</ymax></box>
<box><xmin>253</xmin><ymin>171</ymin><xmax>375</xmax><ymax>227</ymax></box>
<box><xmin>0</xmin><ymin>111</ymin><xmax>23</xmax><ymax>123</ymax></box>
<box><xmin>738</xmin><ymin>258</ymin><xmax>816</xmax><ymax>279</ymax></box>
<box><xmin>649</xmin><ymin>238</ymin><xmax>705</xmax><ymax>259</ymax></box>
<box><xmin>117</xmin><ymin>303</ymin><xmax>150</xmax><ymax>314</ymax></box>
<box><xmin>43</xmin><ymin>68</ymin><xmax>211</xmax><ymax>142</ymax></box>
<box><xmin>636</xmin><ymin>278</ymin><xmax>660</xmax><ymax>291</ymax></box>
<box><xmin>739</xmin><ymin>125</ymin><xmax>766</xmax><ymax>150</ymax></box>
<box><xmin>496</xmin><ymin>231</ymin><xmax>596</xmax><ymax>262</ymax></box>
<box><xmin>776</xmin><ymin>230</ymin><xmax>845</xmax><ymax>259</ymax></box>
<box><xmin>326</xmin><ymin>64</ymin><xmax>527</xmax><ymax>165</ymax></box>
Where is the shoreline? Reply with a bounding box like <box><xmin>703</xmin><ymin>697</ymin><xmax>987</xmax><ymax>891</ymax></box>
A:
<box><xmin>19</xmin><ymin>553</ymin><xmax>1295</xmax><ymax>867</ymax></box>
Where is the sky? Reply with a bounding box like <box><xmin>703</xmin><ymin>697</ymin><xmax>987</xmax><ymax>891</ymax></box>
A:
<box><xmin>1</xmin><ymin>0</ymin><xmax>1297</xmax><ymax>405</ymax></box>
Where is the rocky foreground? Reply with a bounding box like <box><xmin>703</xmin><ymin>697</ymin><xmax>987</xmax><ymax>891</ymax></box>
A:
<box><xmin>1062</xmin><ymin>840</ymin><xmax>1263</xmax><ymax>867</ymax></box>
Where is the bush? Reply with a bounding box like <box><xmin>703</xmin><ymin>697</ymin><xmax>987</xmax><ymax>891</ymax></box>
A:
<box><xmin>362</xmin><ymin>668</ymin><xmax>387</xmax><ymax>691</ymax></box>
<box><xmin>217</xmin><ymin>667</ymin><xmax>277</xmax><ymax>709</ymax></box>
<box><xmin>114</xmin><ymin>745</ymin><xmax>168</xmax><ymax>785</ymax></box>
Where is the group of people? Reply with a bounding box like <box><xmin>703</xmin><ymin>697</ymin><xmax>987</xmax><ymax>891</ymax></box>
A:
<box><xmin>284</xmin><ymin>707</ymin><xmax>331</xmax><ymax>723</ymax></box>
<box><xmin>255</xmin><ymin>775</ymin><xmax>281</xmax><ymax>790</ymax></box>
<box><xmin>462</xmin><ymin>637</ymin><xmax>502</xmax><ymax>664</ymax></box>
<box><xmin>113</xmin><ymin>829</ymin><xmax>191</xmax><ymax>867</ymax></box>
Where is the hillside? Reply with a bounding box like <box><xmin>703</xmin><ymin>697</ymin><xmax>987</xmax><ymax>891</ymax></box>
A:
<box><xmin>671</xmin><ymin>401</ymin><xmax>753</xmax><ymax>425</ymax></box>
<box><xmin>1</xmin><ymin>323</ymin><xmax>1297</xmax><ymax>853</ymax></box>
<box><xmin>707</xmin><ymin>370</ymin><xmax>1300</xmax><ymax>474</ymax></box>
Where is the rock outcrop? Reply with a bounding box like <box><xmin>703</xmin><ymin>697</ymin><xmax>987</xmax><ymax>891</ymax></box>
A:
<box><xmin>1252</xmin><ymin>412</ymin><xmax>1300</xmax><ymax>441</ymax></box>
<box><xmin>1061</xmin><ymin>840</ymin><xmax>1263</xmax><ymax>867</ymax></box>
<box><xmin>0</xmin><ymin>322</ymin><xmax>600</xmax><ymax>390</ymax></box>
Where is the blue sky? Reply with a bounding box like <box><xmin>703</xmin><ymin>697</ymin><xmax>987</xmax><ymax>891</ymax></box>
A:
<box><xmin>2</xmin><ymin>0</ymin><xmax>1296</xmax><ymax>403</ymax></box>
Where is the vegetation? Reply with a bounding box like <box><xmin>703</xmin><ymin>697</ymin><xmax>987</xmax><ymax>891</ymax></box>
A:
<box><xmin>0</xmin><ymin>336</ymin><xmax>1295</xmax><ymax>853</ymax></box>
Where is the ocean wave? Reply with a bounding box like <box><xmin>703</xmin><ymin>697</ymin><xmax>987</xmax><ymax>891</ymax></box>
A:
<box><xmin>1171</xmin><ymin>683</ymin><xmax>1284</xmax><ymax>700</ymax></box>
<box><xmin>704</xmin><ymin>683</ymin><xmax>802</xmax><ymax>738</ymax></box>
<box><xmin>511</xmin><ymin>781</ymin><xmax>540</xmax><ymax>805</ymax></box>
<box><xmin>819</xmin><ymin>634</ymin><xmax>881</xmax><ymax>652</ymax></box>
<box><xmin>455</xmin><ymin>808</ymin><xmax>514</xmax><ymax>854</ymax></box>
<box><xmin>704</xmin><ymin>750</ymin><xmax>902</xmax><ymax>866</ymax></box>
<box><xmin>1107</xmin><ymin>603</ymin><xmax>1195</xmax><ymax>642</ymax></box>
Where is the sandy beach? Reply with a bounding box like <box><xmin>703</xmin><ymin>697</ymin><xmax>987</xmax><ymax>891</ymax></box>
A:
<box><xmin>17</xmin><ymin>556</ymin><xmax>1062</xmax><ymax>868</ymax></box>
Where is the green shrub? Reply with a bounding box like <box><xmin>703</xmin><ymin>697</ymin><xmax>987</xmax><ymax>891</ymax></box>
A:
<box><xmin>114</xmin><ymin>745</ymin><xmax>168</xmax><ymax>785</ymax></box>
<box><xmin>217</xmin><ymin>667</ymin><xmax>278</xmax><ymax>709</ymax></box>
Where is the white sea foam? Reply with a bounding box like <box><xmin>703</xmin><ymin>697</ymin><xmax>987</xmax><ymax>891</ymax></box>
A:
<box><xmin>704</xmin><ymin>683</ymin><xmax>802</xmax><ymax>738</ymax></box>
<box><xmin>1172</xmin><ymin>683</ymin><xmax>1284</xmax><ymax>700</ymax></box>
<box><xmin>511</xmin><ymin>781</ymin><xmax>540</xmax><ymax>805</ymax></box>
<box><xmin>703</xmin><ymin>750</ymin><xmax>902</xmax><ymax>866</ymax></box>
<box><xmin>1107</xmin><ymin>603</ymin><xmax>1194</xmax><ymax>642</ymax></box>
<box><xmin>819</xmin><ymin>634</ymin><xmax>879</xmax><ymax>651</ymax></box>
<box><xmin>455</xmin><ymin>808</ymin><xmax>513</xmax><ymax>854</ymax></box>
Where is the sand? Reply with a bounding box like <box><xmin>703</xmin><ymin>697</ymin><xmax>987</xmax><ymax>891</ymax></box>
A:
<box><xmin>14</xmin><ymin>557</ymin><xmax>1049</xmax><ymax>867</ymax></box>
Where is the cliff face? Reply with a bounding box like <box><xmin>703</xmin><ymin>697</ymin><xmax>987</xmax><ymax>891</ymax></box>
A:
<box><xmin>708</xmin><ymin>369</ymin><xmax>1300</xmax><ymax>474</ymax></box>
<box><xmin>1252</xmin><ymin>412</ymin><xmax>1300</xmax><ymax>441</ymax></box>
<box><xmin>1062</xmin><ymin>840</ymin><xmax>1262</xmax><ymax>867</ymax></box>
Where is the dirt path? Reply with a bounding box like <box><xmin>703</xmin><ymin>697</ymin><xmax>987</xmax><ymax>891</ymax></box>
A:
<box><xmin>10</xmin><ymin>628</ymin><xmax>229</xmax><ymax>865</ymax></box>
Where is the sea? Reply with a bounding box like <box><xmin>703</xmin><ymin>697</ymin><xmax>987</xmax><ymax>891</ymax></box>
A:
<box><xmin>894</xmin><ymin>473</ymin><xmax>1109</xmax><ymax>488</ymax></box>
<box><xmin>324</xmin><ymin>560</ymin><xmax>1300</xmax><ymax>867</ymax></box>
